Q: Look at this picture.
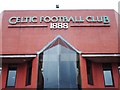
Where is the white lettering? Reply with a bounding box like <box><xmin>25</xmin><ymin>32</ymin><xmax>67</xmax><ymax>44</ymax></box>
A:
<box><xmin>9</xmin><ymin>16</ymin><xmax>38</xmax><ymax>25</ymax></box>
<box><xmin>50</xmin><ymin>23</ymin><xmax>68</xmax><ymax>29</ymax></box>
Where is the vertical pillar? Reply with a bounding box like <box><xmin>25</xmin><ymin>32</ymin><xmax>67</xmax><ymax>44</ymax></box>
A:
<box><xmin>79</xmin><ymin>55</ymin><xmax>88</xmax><ymax>88</ymax></box>
<box><xmin>31</xmin><ymin>55</ymin><xmax>39</xmax><ymax>88</ymax></box>
<box><xmin>2</xmin><ymin>65</ymin><xmax>8</xmax><ymax>89</ymax></box>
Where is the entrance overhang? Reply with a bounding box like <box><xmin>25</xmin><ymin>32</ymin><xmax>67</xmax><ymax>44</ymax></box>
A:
<box><xmin>82</xmin><ymin>54</ymin><xmax>120</xmax><ymax>63</ymax></box>
<box><xmin>0</xmin><ymin>54</ymin><xmax>37</xmax><ymax>64</ymax></box>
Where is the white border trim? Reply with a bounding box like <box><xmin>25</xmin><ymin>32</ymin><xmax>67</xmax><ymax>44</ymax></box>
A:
<box><xmin>8</xmin><ymin>25</ymin><xmax>48</xmax><ymax>28</ymax></box>
<box><xmin>0</xmin><ymin>55</ymin><xmax>36</xmax><ymax>58</ymax></box>
<box><xmin>1</xmin><ymin>54</ymin><xmax>120</xmax><ymax>58</ymax></box>
<box><xmin>82</xmin><ymin>54</ymin><xmax>120</xmax><ymax>57</ymax></box>
<box><xmin>37</xmin><ymin>35</ymin><xmax>81</xmax><ymax>54</ymax></box>
<box><xmin>70</xmin><ymin>24</ymin><xmax>110</xmax><ymax>27</ymax></box>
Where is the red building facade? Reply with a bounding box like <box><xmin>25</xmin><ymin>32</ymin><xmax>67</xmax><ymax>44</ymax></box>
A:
<box><xmin>0</xmin><ymin>10</ymin><xmax>120</xmax><ymax>90</ymax></box>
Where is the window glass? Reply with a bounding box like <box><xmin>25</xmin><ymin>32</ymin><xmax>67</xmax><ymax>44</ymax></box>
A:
<box><xmin>7</xmin><ymin>69</ymin><xmax>17</xmax><ymax>87</ymax></box>
<box><xmin>103</xmin><ymin>70</ymin><xmax>113</xmax><ymax>86</ymax></box>
<box><xmin>42</xmin><ymin>44</ymin><xmax>78</xmax><ymax>88</ymax></box>
<box><xmin>26</xmin><ymin>61</ymin><xmax>32</xmax><ymax>86</ymax></box>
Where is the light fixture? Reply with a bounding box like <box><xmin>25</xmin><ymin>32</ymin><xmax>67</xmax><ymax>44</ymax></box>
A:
<box><xmin>56</xmin><ymin>5</ymin><xmax>59</xmax><ymax>8</ymax></box>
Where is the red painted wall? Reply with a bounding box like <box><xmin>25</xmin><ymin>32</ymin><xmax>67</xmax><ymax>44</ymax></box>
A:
<box><xmin>118</xmin><ymin>13</ymin><xmax>120</xmax><ymax>53</ymax></box>
<box><xmin>2</xmin><ymin>56</ymin><xmax>38</xmax><ymax>89</ymax></box>
<box><xmin>0</xmin><ymin>13</ymin><xmax>2</xmax><ymax>54</ymax></box>
<box><xmin>80</xmin><ymin>55</ymin><xmax>119</xmax><ymax>89</ymax></box>
<box><xmin>1</xmin><ymin>10</ymin><xmax>119</xmax><ymax>54</ymax></box>
<box><xmin>0</xmin><ymin>13</ymin><xmax>2</xmax><ymax>90</ymax></box>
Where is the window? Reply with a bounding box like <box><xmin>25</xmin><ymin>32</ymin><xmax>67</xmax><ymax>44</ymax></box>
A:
<box><xmin>103</xmin><ymin>64</ymin><xmax>114</xmax><ymax>87</ymax></box>
<box><xmin>86</xmin><ymin>60</ymin><xmax>93</xmax><ymax>85</ymax></box>
<box><xmin>6</xmin><ymin>67</ymin><xmax>17</xmax><ymax>87</ymax></box>
<box><xmin>26</xmin><ymin>61</ymin><xmax>32</xmax><ymax>86</ymax></box>
<box><xmin>0</xmin><ymin>67</ymin><xmax>2</xmax><ymax>75</ymax></box>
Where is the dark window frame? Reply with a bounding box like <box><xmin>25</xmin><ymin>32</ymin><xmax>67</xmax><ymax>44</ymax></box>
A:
<box><xmin>0</xmin><ymin>67</ymin><xmax>2</xmax><ymax>75</ymax></box>
<box><xmin>37</xmin><ymin>53</ymin><xmax>44</xmax><ymax>88</ymax></box>
<box><xmin>6</xmin><ymin>66</ymin><xmax>17</xmax><ymax>88</ymax></box>
<box><xmin>25</xmin><ymin>61</ymin><xmax>32</xmax><ymax>86</ymax></box>
<box><xmin>77</xmin><ymin>53</ymin><xmax>82</xmax><ymax>89</ymax></box>
<box><xmin>102</xmin><ymin>64</ymin><xmax>114</xmax><ymax>87</ymax></box>
<box><xmin>86</xmin><ymin>60</ymin><xmax>94</xmax><ymax>85</ymax></box>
